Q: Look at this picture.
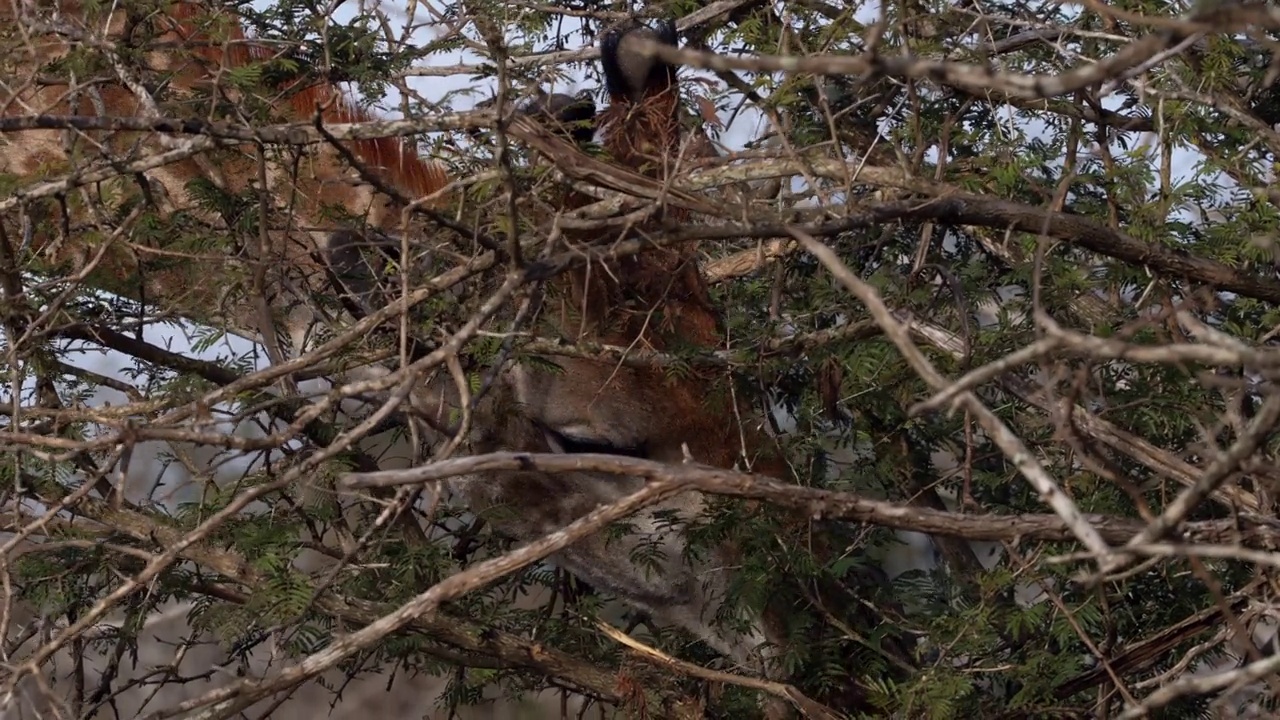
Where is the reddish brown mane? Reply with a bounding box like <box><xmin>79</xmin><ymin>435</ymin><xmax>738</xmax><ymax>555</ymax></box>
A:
<box><xmin>0</xmin><ymin>0</ymin><xmax>456</xmax><ymax>330</ymax></box>
<box><xmin>165</xmin><ymin>1</ymin><xmax>450</xmax><ymax>205</ymax></box>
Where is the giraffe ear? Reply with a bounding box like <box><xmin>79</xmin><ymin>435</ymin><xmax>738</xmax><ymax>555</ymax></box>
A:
<box><xmin>600</xmin><ymin>19</ymin><xmax>679</xmax><ymax>104</ymax></box>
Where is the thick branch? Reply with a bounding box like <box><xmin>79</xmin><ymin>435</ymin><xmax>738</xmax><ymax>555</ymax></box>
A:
<box><xmin>340</xmin><ymin>450</ymin><xmax>1280</xmax><ymax>548</ymax></box>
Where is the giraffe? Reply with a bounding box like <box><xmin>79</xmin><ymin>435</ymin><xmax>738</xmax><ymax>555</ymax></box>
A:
<box><xmin>340</xmin><ymin>19</ymin><xmax>810</xmax><ymax>719</ymax></box>
<box><xmin>0</xmin><ymin>2</ymin><xmax>814</xmax><ymax>717</ymax></box>
<box><xmin>448</xmin><ymin>16</ymin><xmax>788</xmax><ymax>662</ymax></box>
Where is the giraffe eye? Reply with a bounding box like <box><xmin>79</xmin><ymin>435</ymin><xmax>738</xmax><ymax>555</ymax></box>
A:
<box><xmin>541</xmin><ymin>425</ymin><xmax>648</xmax><ymax>459</ymax></box>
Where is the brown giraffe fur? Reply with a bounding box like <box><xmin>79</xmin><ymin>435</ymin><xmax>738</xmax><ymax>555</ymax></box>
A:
<box><xmin>0</xmin><ymin>2</ymin><xmax>800</xmax><ymax>717</ymax></box>
<box><xmin>419</xmin><ymin>16</ymin><xmax>793</xmax><ymax>676</ymax></box>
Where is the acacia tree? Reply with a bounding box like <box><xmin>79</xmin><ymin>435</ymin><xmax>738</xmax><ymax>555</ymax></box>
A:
<box><xmin>3</xmin><ymin>0</ymin><xmax>1280</xmax><ymax>718</ymax></box>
